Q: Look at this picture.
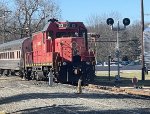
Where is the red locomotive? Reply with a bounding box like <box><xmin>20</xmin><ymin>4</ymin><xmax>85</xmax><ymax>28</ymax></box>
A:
<box><xmin>0</xmin><ymin>18</ymin><xmax>95</xmax><ymax>84</ymax></box>
<box><xmin>25</xmin><ymin>18</ymin><xmax>95</xmax><ymax>83</ymax></box>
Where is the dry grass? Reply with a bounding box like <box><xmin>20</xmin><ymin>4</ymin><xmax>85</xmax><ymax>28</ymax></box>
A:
<box><xmin>96</xmin><ymin>70</ymin><xmax>150</xmax><ymax>80</ymax></box>
<box><xmin>95</xmin><ymin>70</ymin><xmax>150</xmax><ymax>86</ymax></box>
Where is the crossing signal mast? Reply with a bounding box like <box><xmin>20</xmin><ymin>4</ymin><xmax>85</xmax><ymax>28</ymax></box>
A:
<box><xmin>106</xmin><ymin>18</ymin><xmax>130</xmax><ymax>78</ymax></box>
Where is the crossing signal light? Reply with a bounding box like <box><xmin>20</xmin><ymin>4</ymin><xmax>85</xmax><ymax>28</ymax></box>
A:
<box><xmin>106</xmin><ymin>18</ymin><xmax>114</xmax><ymax>26</ymax></box>
<box><xmin>123</xmin><ymin>18</ymin><xmax>130</xmax><ymax>26</ymax></box>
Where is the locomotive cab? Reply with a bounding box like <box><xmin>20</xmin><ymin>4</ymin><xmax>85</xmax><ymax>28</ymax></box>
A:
<box><xmin>50</xmin><ymin>20</ymin><xmax>95</xmax><ymax>83</ymax></box>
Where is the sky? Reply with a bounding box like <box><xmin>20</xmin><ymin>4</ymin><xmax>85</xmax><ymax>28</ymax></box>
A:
<box><xmin>58</xmin><ymin>0</ymin><xmax>150</xmax><ymax>25</ymax></box>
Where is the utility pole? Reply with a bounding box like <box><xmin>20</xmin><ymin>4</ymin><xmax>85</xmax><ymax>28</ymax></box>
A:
<box><xmin>141</xmin><ymin>0</ymin><xmax>145</xmax><ymax>80</ymax></box>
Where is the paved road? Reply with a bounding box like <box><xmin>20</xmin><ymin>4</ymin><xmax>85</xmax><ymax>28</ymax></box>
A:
<box><xmin>0</xmin><ymin>76</ymin><xmax>150</xmax><ymax>114</ymax></box>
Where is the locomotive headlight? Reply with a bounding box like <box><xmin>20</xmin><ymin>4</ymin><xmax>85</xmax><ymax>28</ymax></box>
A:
<box><xmin>74</xmin><ymin>68</ymin><xmax>81</xmax><ymax>75</ymax></box>
<box><xmin>63</xmin><ymin>62</ymin><xmax>67</xmax><ymax>65</ymax></box>
<box><xmin>86</xmin><ymin>62</ymin><xmax>90</xmax><ymax>65</ymax></box>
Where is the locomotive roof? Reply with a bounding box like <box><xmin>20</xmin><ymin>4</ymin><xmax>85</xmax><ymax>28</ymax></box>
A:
<box><xmin>42</xmin><ymin>21</ymin><xmax>85</xmax><ymax>32</ymax></box>
<box><xmin>0</xmin><ymin>37</ymin><xmax>30</xmax><ymax>49</ymax></box>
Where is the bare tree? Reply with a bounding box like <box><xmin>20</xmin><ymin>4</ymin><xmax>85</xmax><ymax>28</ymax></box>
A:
<box><xmin>86</xmin><ymin>12</ymin><xmax>142</xmax><ymax>62</ymax></box>
<box><xmin>12</xmin><ymin>0</ymin><xmax>61</xmax><ymax>38</ymax></box>
<box><xmin>0</xmin><ymin>1</ymin><xmax>13</xmax><ymax>43</ymax></box>
<box><xmin>86</xmin><ymin>12</ymin><xmax>122</xmax><ymax>62</ymax></box>
<box><xmin>125</xmin><ymin>21</ymin><xmax>142</xmax><ymax>60</ymax></box>
<box><xmin>0</xmin><ymin>0</ymin><xmax>61</xmax><ymax>42</ymax></box>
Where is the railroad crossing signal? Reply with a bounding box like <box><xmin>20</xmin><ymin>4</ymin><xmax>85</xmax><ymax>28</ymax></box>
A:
<box><xmin>106</xmin><ymin>17</ymin><xmax>130</xmax><ymax>79</ymax></box>
<box><xmin>106</xmin><ymin>18</ymin><xmax>114</xmax><ymax>26</ymax></box>
<box><xmin>107</xmin><ymin>18</ymin><xmax>130</xmax><ymax>28</ymax></box>
<box><xmin>123</xmin><ymin>18</ymin><xmax>130</xmax><ymax>26</ymax></box>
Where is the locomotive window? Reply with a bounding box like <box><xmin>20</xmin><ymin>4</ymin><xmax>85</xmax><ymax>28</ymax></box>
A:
<box><xmin>6</xmin><ymin>53</ymin><xmax>7</xmax><ymax>59</ymax></box>
<box><xmin>4</xmin><ymin>53</ymin><xmax>5</xmax><ymax>59</ymax></box>
<box><xmin>17</xmin><ymin>51</ymin><xmax>21</xmax><ymax>59</ymax></box>
<box><xmin>0</xmin><ymin>54</ymin><xmax>1</xmax><ymax>59</ymax></box>
<box><xmin>10</xmin><ymin>52</ymin><xmax>14</xmax><ymax>59</ymax></box>
<box><xmin>19</xmin><ymin>51</ymin><xmax>21</xmax><ymax>58</ymax></box>
<box><xmin>56</xmin><ymin>32</ymin><xmax>77</xmax><ymax>38</ymax></box>
<box><xmin>17</xmin><ymin>51</ymin><xmax>18</xmax><ymax>58</ymax></box>
<box><xmin>2</xmin><ymin>53</ymin><xmax>3</xmax><ymax>59</ymax></box>
<box><xmin>79</xmin><ymin>30</ymin><xmax>86</xmax><ymax>37</ymax></box>
<box><xmin>10</xmin><ymin>52</ymin><xmax>12</xmax><ymax>59</ymax></box>
<box><xmin>56</xmin><ymin>32</ymin><xmax>66</xmax><ymax>38</ymax></box>
<box><xmin>8</xmin><ymin>52</ymin><xmax>9</xmax><ymax>59</ymax></box>
<box><xmin>12</xmin><ymin>52</ymin><xmax>14</xmax><ymax>59</ymax></box>
<box><xmin>3</xmin><ymin>53</ymin><xmax>5</xmax><ymax>59</ymax></box>
<box><xmin>3</xmin><ymin>53</ymin><xmax>4</xmax><ymax>59</ymax></box>
<box><xmin>68</xmin><ymin>32</ymin><xmax>77</xmax><ymax>37</ymax></box>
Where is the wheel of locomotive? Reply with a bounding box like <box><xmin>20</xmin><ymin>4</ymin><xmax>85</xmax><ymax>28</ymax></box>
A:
<box><xmin>13</xmin><ymin>71</ymin><xmax>20</xmax><ymax>76</ymax></box>
<box><xmin>31</xmin><ymin>71</ymin><xmax>35</xmax><ymax>80</ymax></box>
<box><xmin>0</xmin><ymin>69</ymin><xmax>3</xmax><ymax>76</ymax></box>
<box><xmin>35</xmin><ymin>72</ymin><xmax>40</xmax><ymax>81</ymax></box>
<box><xmin>10</xmin><ymin>70</ymin><xmax>15</xmax><ymax>76</ymax></box>
<box><xmin>53</xmin><ymin>72</ymin><xmax>59</xmax><ymax>83</ymax></box>
<box><xmin>3</xmin><ymin>70</ymin><xmax>10</xmax><ymax>76</ymax></box>
<box><xmin>25</xmin><ymin>70</ymin><xmax>32</xmax><ymax>80</ymax></box>
<box><xmin>6</xmin><ymin>70</ymin><xmax>11</xmax><ymax>76</ymax></box>
<box><xmin>1</xmin><ymin>70</ymin><xmax>4</xmax><ymax>76</ymax></box>
<box><xmin>19</xmin><ymin>71</ymin><xmax>24</xmax><ymax>78</ymax></box>
<box><xmin>43</xmin><ymin>71</ymin><xmax>48</xmax><ymax>81</ymax></box>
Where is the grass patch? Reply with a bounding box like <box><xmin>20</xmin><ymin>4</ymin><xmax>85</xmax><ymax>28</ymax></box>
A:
<box><xmin>94</xmin><ymin>70</ymin><xmax>150</xmax><ymax>87</ymax></box>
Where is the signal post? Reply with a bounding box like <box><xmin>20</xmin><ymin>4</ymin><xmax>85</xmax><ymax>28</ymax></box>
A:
<box><xmin>106</xmin><ymin>18</ymin><xmax>130</xmax><ymax>78</ymax></box>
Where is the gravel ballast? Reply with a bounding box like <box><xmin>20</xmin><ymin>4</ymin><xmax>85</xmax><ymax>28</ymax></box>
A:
<box><xmin>0</xmin><ymin>76</ymin><xmax>150</xmax><ymax>114</ymax></box>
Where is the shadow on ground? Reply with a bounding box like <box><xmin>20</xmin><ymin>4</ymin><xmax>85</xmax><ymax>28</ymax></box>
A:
<box><xmin>10</xmin><ymin>105</ymin><xmax>150</xmax><ymax>114</ymax></box>
<box><xmin>0</xmin><ymin>91</ymin><xmax>149</xmax><ymax>106</ymax></box>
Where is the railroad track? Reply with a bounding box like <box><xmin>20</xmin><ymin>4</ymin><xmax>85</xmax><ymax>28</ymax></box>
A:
<box><xmin>60</xmin><ymin>84</ymin><xmax>148</xmax><ymax>114</ymax></box>
<box><xmin>2</xmin><ymin>84</ymin><xmax>79</xmax><ymax>114</ymax></box>
<box><xmin>0</xmin><ymin>76</ymin><xmax>149</xmax><ymax>114</ymax></box>
<box><xmin>9</xmin><ymin>81</ymin><xmax>144</xmax><ymax>114</ymax></box>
